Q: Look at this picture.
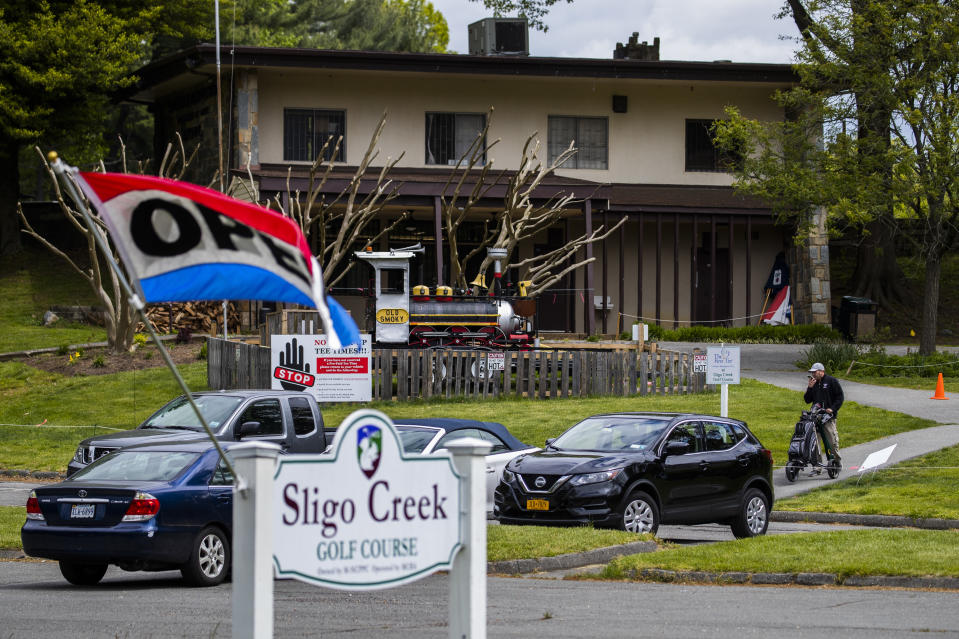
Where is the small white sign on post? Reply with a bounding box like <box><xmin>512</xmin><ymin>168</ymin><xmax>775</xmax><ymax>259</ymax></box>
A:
<box><xmin>270</xmin><ymin>334</ymin><xmax>372</xmax><ymax>402</ymax></box>
<box><xmin>706</xmin><ymin>346</ymin><xmax>741</xmax><ymax>417</ymax></box>
<box><xmin>273</xmin><ymin>410</ymin><xmax>461</xmax><ymax>590</ymax></box>
<box><xmin>693</xmin><ymin>353</ymin><xmax>707</xmax><ymax>373</ymax></box>
<box><xmin>486</xmin><ymin>352</ymin><xmax>505</xmax><ymax>370</ymax></box>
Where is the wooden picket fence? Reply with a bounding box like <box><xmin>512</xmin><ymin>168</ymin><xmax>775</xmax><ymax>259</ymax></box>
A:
<box><xmin>207</xmin><ymin>337</ymin><xmax>707</xmax><ymax>400</ymax></box>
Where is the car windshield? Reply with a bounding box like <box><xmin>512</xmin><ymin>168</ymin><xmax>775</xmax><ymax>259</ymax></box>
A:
<box><xmin>397</xmin><ymin>427</ymin><xmax>440</xmax><ymax>454</ymax></box>
<box><xmin>70</xmin><ymin>450</ymin><xmax>201</xmax><ymax>482</ymax></box>
<box><xmin>552</xmin><ymin>416</ymin><xmax>673</xmax><ymax>452</ymax></box>
<box><xmin>141</xmin><ymin>395</ymin><xmax>244</xmax><ymax>431</ymax></box>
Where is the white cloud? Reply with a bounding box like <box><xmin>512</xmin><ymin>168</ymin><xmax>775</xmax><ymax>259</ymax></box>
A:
<box><xmin>430</xmin><ymin>0</ymin><xmax>799</xmax><ymax>63</ymax></box>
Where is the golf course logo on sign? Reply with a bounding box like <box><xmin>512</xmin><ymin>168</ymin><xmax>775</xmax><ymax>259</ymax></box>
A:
<box><xmin>272</xmin><ymin>410</ymin><xmax>462</xmax><ymax>590</ymax></box>
<box><xmin>357</xmin><ymin>425</ymin><xmax>382</xmax><ymax>479</ymax></box>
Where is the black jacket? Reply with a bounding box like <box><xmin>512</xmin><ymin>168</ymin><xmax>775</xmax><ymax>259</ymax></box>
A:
<box><xmin>804</xmin><ymin>374</ymin><xmax>844</xmax><ymax>417</ymax></box>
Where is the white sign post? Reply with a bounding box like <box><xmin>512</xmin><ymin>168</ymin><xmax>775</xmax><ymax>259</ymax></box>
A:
<box><xmin>228</xmin><ymin>410</ymin><xmax>493</xmax><ymax>638</ymax></box>
<box><xmin>706</xmin><ymin>345</ymin><xmax>741</xmax><ymax>417</ymax></box>
<box><xmin>270</xmin><ymin>334</ymin><xmax>372</xmax><ymax>402</ymax></box>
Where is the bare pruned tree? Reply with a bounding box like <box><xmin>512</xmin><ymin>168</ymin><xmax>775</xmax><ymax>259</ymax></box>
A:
<box><xmin>17</xmin><ymin>135</ymin><xmax>199</xmax><ymax>352</ymax></box>
<box><xmin>442</xmin><ymin>115</ymin><xmax>625</xmax><ymax>296</ymax></box>
<box><xmin>263</xmin><ymin>112</ymin><xmax>409</xmax><ymax>287</ymax></box>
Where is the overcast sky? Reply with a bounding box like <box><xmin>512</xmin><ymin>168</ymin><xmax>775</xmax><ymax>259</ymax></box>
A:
<box><xmin>430</xmin><ymin>0</ymin><xmax>800</xmax><ymax>63</ymax></box>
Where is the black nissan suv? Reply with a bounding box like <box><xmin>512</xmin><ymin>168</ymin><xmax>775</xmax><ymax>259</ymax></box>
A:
<box><xmin>493</xmin><ymin>412</ymin><xmax>774</xmax><ymax>537</ymax></box>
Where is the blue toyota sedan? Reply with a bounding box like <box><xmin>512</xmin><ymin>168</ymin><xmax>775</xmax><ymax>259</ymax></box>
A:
<box><xmin>22</xmin><ymin>440</ymin><xmax>236</xmax><ymax>586</ymax></box>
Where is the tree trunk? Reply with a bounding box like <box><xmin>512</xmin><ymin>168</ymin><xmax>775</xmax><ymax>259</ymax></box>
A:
<box><xmin>919</xmin><ymin>253</ymin><xmax>940</xmax><ymax>356</ymax></box>
<box><xmin>0</xmin><ymin>138</ymin><xmax>23</xmax><ymax>256</ymax></box>
<box><xmin>849</xmin><ymin>219</ymin><xmax>908</xmax><ymax>307</ymax></box>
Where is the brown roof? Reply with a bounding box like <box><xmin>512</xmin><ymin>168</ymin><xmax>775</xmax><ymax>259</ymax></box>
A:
<box><xmin>130</xmin><ymin>44</ymin><xmax>797</xmax><ymax>102</ymax></box>
<box><xmin>242</xmin><ymin>164</ymin><xmax>771</xmax><ymax>215</ymax></box>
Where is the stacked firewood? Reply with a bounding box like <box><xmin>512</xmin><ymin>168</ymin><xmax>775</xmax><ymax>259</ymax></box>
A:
<box><xmin>137</xmin><ymin>302</ymin><xmax>240</xmax><ymax>335</ymax></box>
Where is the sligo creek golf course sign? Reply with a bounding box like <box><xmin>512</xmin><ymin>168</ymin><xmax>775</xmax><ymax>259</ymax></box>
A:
<box><xmin>272</xmin><ymin>410</ymin><xmax>462</xmax><ymax>590</ymax></box>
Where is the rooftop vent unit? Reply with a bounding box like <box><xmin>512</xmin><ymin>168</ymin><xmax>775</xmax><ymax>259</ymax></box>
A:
<box><xmin>468</xmin><ymin>18</ymin><xmax>529</xmax><ymax>56</ymax></box>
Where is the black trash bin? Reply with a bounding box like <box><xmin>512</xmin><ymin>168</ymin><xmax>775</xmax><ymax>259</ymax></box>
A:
<box><xmin>839</xmin><ymin>296</ymin><xmax>878</xmax><ymax>340</ymax></box>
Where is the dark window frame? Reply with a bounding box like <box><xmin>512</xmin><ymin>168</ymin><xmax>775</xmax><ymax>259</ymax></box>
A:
<box><xmin>284</xmin><ymin>108</ymin><xmax>346</xmax><ymax>162</ymax></box>
<box><xmin>425</xmin><ymin>112</ymin><xmax>487</xmax><ymax>166</ymax></box>
<box><xmin>547</xmin><ymin>115</ymin><xmax>609</xmax><ymax>170</ymax></box>
<box><xmin>685</xmin><ymin>119</ymin><xmax>741</xmax><ymax>173</ymax></box>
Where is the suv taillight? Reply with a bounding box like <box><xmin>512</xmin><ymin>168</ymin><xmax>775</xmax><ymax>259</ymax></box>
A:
<box><xmin>762</xmin><ymin>448</ymin><xmax>773</xmax><ymax>465</ymax></box>
<box><xmin>122</xmin><ymin>492</ymin><xmax>160</xmax><ymax>522</ymax></box>
<box><xmin>26</xmin><ymin>491</ymin><xmax>44</xmax><ymax>521</ymax></box>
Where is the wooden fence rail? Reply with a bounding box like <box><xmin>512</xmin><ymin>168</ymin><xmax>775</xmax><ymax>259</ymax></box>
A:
<box><xmin>208</xmin><ymin>338</ymin><xmax>708</xmax><ymax>400</ymax></box>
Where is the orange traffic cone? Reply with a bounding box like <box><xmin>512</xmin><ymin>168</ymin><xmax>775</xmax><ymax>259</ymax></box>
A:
<box><xmin>931</xmin><ymin>372</ymin><xmax>949</xmax><ymax>400</ymax></box>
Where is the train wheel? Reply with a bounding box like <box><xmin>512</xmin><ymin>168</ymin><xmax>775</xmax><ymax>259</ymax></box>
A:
<box><xmin>409</xmin><ymin>326</ymin><xmax>433</xmax><ymax>348</ymax></box>
<box><xmin>448</xmin><ymin>326</ymin><xmax>468</xmax><ymax>347</ymax></box>
<box><xmin>485</xmin><ymin>327</ymin><xmax>510</xmax><ymax>348</ymax></box>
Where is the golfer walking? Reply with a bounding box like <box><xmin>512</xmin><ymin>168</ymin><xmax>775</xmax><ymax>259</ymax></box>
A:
<box><xmin>804</xmin><ymin>362</ymin><xmax>844</xmax><ymax>464</ymax></box>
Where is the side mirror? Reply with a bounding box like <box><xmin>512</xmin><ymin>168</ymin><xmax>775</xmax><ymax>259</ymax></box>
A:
<box><xmin>237</xmin><ymin>421</ymin><xmax>261</xmax><ymax>438</ymax></box>
<box><xmin>664</xmin><ymin>440</ymin><xmax>691</xmax><ymax>456</ymax></box>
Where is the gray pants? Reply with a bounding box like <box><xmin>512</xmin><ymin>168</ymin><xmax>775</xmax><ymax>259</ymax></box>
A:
<box><xmin>820</xmin><ymin>418</ymin><xmax>841</xmax><ymax>461</ymax></box>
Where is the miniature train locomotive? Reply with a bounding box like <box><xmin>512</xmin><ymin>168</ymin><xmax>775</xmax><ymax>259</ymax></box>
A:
<box><xmin>355</xmin><ymin>246</ymin><xmax>535</xmax><ymax>349</ymax></box>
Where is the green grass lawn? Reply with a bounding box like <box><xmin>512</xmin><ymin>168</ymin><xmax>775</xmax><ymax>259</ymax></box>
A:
<box><xmin>0</xmin><ymin>248</ymin><xmax>107</xmax><ymax>353</ymax></box>
<box><xmin>0</xmin><ymin>507</ymin><xmax>24</xmax><ymax>549</ymax></box>
<box><xmin>777</xmin><ymin>444</ymin><xmax>959</xmax><ymax>520</ymax></box>
<box><xmin>839</xmin><ymin>375</ymin><xmax>959</xmax><ymax>392</ymax></box>
<box><xmin>602</xmin><ymin>528</ymin><xmax>959</xmax><ymax>578</ymax></box>
<box><xmin>487</xmin><ymin>525</ymin><xmax>646</xmax><ymax>562</ymax></box>
<box><xmin>320</xmin><ymin>377</ymin><xmax>936</xmax><ymax>468</ymax></box>
<box><xmin>0</xmin><ymin>360</ymin><xmax>208</xmax><ymax>471</ymax></box>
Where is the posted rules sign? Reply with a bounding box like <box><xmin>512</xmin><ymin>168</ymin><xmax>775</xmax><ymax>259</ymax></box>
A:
<box><xmin>271</xmin><ymin>334</ymin><xmax>372</xmax><ymax>402</ymax></box>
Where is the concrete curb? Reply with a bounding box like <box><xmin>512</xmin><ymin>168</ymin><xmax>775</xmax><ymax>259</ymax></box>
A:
<box><xmin>626</xmin><ymin>567</ymin><xmax>959</xmax><ymax>590</ymax></box>
<box><xmin>771</xmin><ymin>510</ymin><xmax>959</xmax><ymax>530</ymax></box>
<box><xmin>487</xmin><ymin>540</ymin><xmax>656</xmax><ymax>575</ymax></box>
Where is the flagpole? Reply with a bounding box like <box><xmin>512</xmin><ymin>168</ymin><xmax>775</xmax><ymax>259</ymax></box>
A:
<box><xmin>47</xmin><ymin>153</ymin><xmax>245</xmax><ymax>490</ymax></box>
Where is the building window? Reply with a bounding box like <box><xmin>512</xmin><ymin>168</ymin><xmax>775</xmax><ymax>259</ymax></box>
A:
<box><xmin>284</xmin><ymin>109</ymin><xmax>345</xmax><ymax>162</ymax></box>
<box><xmin>685</xmin><ymin>119</ymin><xmax>740</xmax><ymax>172</ymax></box>
<box><xmin>425</xmin><ymin>112</ymin><xmax>486</xmax><ymax>165</ymax></box>
<box><xmin>548</xmin><ymin>116</ymin><xmax>608</xmax><ymax>169</ymax></box>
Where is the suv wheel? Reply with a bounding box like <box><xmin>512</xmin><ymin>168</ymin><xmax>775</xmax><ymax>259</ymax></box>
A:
<box><xmin>619</xmin><ymin>490</ymin><xmax>659</xmax><ymax>535</ymax></box>
<box><xmin>730</xmin><ymin>488</ymin><xmax>769</xmax><ymax>538</ymax></box>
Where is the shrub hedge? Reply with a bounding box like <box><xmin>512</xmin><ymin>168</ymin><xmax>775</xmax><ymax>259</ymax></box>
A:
<box><xmin>798</xmin><ymin>343</ymin><xmax>959</xmax><ymax>378</ymax></box>
<box><xmin>644</xmin><ymin>323</ymin><xmax>842</xmax><ymax>344</ymax></box>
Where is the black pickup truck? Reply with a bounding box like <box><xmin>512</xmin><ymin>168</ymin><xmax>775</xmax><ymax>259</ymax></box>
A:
<box><xmin>66</xmin><ymin>390</ymin><xmax>326</xmax><ymax>476</ymax></box>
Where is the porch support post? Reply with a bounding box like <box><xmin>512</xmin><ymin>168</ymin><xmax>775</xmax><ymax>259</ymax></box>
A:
<box><xmin>710</xmin><ymin>215</ymin><xmax>717</xmax><ymax>322</ymax></box>
<box><xmin>746</xmin><ymin>217</ymin><xmax>752</xmax><ymax>324</ymax></box>
<box><xmin>656</xmin><ymin>213</ymin><xmax>662</xmax><ymax>324</ymax></box>
<box><xmin>673</xmin><ymin>213</ymin><xmax>679</xmax><ymax>329</ymax></box>
<box><xmin>602</xmin><ymin>209</ymin><xmax>609</xmax><ymax>334</ymax></box>
<box><xmin>619</xmin><ymin>217</ymin><xmax>625</xmax><ymax>337</ymax></box>
<box><xmin>584</xmin><ymin>199</ymin><xmax>595</xmax><ymax>336</ymax></box>
<box><xmin>637</xmin><ymin>214</ymin><xmax>644</xmax><ymax>323</ymax></box>
<box><xmin>434</xmin><ymin>196</ymin><xmax>444</xmax><ymax>286</ymax></box>
<box><xmin>728</xmin><ymin>215</ymin><xmax>735</xmax><ymax>327</ymax></box>
<box><xmin>691</xmin><ymin>215</ymin><xmax>698</xmax><ymax>324</ymax></box>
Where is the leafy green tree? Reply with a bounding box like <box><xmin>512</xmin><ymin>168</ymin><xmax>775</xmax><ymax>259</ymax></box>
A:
<box><xmin>716</xmin><ymin>0</ymin><xmax>959</xmax><ymax>354</ymax></box>
<box><xmin>469</xmin><ymin>0</ymin><xmax>572</xmax><ymax>31</ymax></box>
<box><xmin>0</xmin><ymin>1</ymin><xmax>215</xmax><ymax>256</ymax></box>
<box><xmin>229</xmin><ymin>0</ymin><xmax>449</xmax><ymax>53</ymax></box>
<box><xmin>781</xmin><ymin>0</ymin><xmax>909</xmax><ymax>307</ymax></box>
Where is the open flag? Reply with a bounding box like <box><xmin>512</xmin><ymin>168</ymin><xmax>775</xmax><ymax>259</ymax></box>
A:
<box><xmin>75</xmin><ymin>171</ymin><xmax>359</xmax><ymax>349</ymax></box>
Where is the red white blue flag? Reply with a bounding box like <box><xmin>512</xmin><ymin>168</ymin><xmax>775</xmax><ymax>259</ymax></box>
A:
<box><xmin>76</xmin><ymin>172</ymin><xmax>359</xmax><ymax>348</ymax></box>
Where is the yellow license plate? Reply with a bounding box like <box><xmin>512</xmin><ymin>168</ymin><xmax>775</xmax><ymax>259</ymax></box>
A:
<box><xmin>526</xmin><ymin>499</ymin><xmax>549</xmax><ymax>511</ymax></box>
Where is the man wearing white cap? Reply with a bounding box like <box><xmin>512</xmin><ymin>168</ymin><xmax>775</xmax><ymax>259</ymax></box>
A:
<box><xmin>803</xmin><ymin>362</ymin><xmax>844</xmax><ymax>465</ymax></box>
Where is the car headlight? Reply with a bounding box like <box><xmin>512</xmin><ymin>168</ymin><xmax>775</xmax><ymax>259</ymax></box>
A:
<box><xmin>502</xmin><ymin>468</ymin><xmax>515</xmax><ymax>483</ymax></box>
<box><xmin>73</xmin><ymin>447</ymin><xmax>84</xmax><ymax>463</ymax></box>
<box><xmin>568</xmin><ymin>468</ymin><xmax>622</xmax><ymax>486</ymax></box>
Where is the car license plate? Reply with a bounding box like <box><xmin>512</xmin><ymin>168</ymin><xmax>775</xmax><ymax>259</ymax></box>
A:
<box><xmin>526</xmin><ymin>499</ymin><xmax>549</xmax><ymax>511</ymax></box>
<box><xmin>70</xmin><ymin>504</ymin><xmax>95</xmax><ymax>519</ymax></box>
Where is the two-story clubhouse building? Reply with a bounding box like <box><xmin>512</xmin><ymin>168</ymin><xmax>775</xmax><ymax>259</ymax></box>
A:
<box><xmin>128</xmin><ymin>27</ymin><xmax>831</xmax><ymax>335</ymax></box>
